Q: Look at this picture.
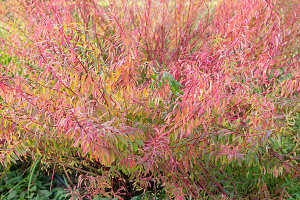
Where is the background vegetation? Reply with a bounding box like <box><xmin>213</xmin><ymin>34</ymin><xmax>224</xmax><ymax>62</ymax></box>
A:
<box><xmin>0</xmin><ymin>0</ymin><xmax>299</xmax><ymax>199</ymax></box>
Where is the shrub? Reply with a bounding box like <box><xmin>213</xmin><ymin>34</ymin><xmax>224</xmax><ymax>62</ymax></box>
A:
<box><xmin>0</xmin><ymin>0</ymin><xmax>299</xmax><ymax>199</ymax></box>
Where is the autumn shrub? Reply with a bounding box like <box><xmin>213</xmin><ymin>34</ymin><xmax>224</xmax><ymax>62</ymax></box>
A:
<box><xmin>0</xmin><ymin>0</ymin><xmax>299</xmax><ymax>199</ymax></box>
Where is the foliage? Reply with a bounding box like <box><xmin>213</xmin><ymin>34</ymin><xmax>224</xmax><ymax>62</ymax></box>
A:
<box><xmin>0</xmin><ymin>0</ymin><xmax>299</xmax><ymax>199</ymax></box>
<box><xmin>0</xmin><ymin>159</ymin><xmax>69</xmax><ymax>200</ymax></box>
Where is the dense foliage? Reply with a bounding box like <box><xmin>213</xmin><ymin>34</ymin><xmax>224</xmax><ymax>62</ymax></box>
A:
<box><xmin>0</xmin><ymin>160</ymin><xmax>69</xmax><ymax>200</ymax></box>
<box><xmin>0</xmin><ymin>0</ymin><xmax>299</xmax><ymax>199</ymax></box>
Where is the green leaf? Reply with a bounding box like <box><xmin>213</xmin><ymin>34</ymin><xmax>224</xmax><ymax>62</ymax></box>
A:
<box><xmin>7</xmin><ymin>190</ymin><xmax>18</xmax><ymax>200</ymax></box>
